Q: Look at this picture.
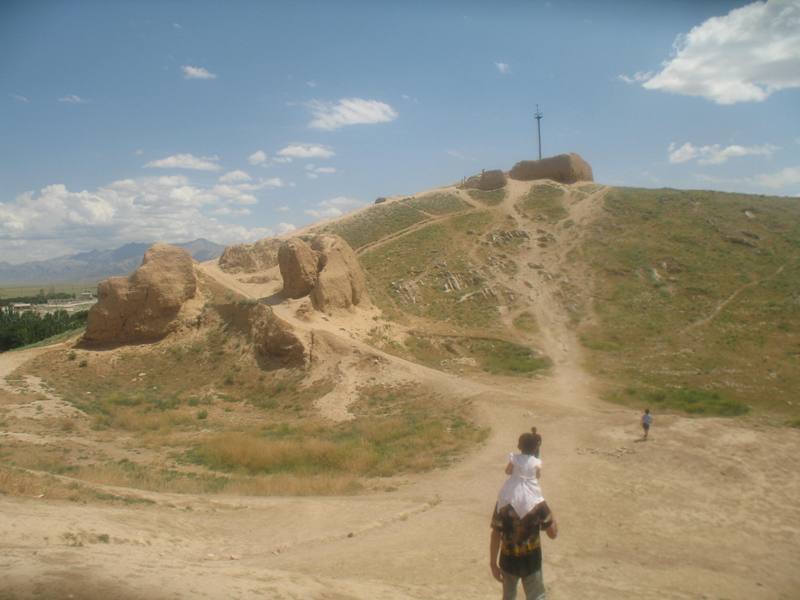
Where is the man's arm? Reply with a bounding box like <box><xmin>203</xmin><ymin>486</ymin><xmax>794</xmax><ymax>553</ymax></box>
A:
<box><xmin>489</xmin><ymin>528</ymin><xmax>503</xmax><ymax>582</ymax></box>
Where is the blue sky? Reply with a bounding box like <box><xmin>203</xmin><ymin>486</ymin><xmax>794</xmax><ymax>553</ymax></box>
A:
<box><xmin>1</xmin><ymin>0</ymin><xmax>799</xmax><ymax>263</ymax></box>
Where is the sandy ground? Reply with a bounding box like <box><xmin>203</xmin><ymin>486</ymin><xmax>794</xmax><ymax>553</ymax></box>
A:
<box><xmin>1</xmin><ymin>182</ymin><xmax>799</xmax><ymax>599</ymax></box>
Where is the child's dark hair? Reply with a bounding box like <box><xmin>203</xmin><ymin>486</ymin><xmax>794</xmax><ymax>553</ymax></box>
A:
<box><xmin>518</xmin><ymin>433</ymin><xmax>538</xmax><ymax>455</ymax></box>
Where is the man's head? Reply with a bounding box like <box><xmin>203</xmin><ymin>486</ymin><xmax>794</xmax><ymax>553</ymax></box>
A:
<box><xmin>531</xmin><ymin>426</ymin><xmax>537</xmax><ymax>434</ymax></box>
<box><xmin>645</xmin><ymin>408</ymin><xmax>650</xmax><ymax>415</ymax></box>
<box><xmin>518</xmin><ymin>432</ymin><xmax>538</xmax><ymax>455</ymax></box>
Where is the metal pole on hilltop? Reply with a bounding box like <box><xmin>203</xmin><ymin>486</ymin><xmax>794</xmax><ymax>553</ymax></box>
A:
<box><xmin>535</xmin><ymin>104</ymin><xmax>543</xmax><ymax>160</ymax></box>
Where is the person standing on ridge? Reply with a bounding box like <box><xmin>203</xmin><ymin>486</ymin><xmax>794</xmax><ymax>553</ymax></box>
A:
<box><xmin>530</xmin><ymin>427</ymin><xmax>542</xmax><ymax>459</ymax></box>
<box><xmin>641</xmin><ymin>408</ymin><xmax>653</xmax><ymax>440</ymax></box>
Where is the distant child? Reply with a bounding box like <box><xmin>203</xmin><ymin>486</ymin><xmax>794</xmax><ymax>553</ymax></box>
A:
<box><xmin>497</xmin><ymin>433</ymin><xmax>544</xmax><ymax>519</ymax></box>
<box><xmin>641</xmin><ymin>408</ymin><xmax>653</xmax><ymax>440</ymax></box>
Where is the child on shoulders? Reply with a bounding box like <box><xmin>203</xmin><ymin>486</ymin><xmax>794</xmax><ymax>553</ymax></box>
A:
<box><xmin>497</xmin><ymin>432</ymin><xmax>545</xmax><ymax>519</ymax></box>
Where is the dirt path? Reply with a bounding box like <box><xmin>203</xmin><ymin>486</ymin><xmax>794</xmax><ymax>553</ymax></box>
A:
<box><xmin>682</xmin><ymin>259</ymin><xmax>793</xmax><ymax>333</ymax></box>
<box><xmin>2</xmin><ymin>184</ymin><xmax>799</xmax><ymax>599</ymax></box>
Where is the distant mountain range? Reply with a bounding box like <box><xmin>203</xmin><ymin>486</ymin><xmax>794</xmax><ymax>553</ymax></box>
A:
<box><xmin>0</xmin><ymin>239</ymin><xmax>225</xmax><ymax>285</ymax></box>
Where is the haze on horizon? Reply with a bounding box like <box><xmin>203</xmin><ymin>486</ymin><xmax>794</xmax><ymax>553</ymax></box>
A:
<box><xmin>1</xmin><ymin>0</ymin><xmax>799</xmax><ymax>264</ymax></box>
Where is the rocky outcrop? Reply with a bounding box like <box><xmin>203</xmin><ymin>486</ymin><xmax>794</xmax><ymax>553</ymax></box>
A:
<box><xmin>84</xmin><ymin>244</ymin><xmax>197</xmax><ymax>343</ymax></box>
<box><xmin>248</xmin><ymin>304</ymin><xmax>306</xmax><ymax>366</ymax></box>
<box><xmin>310</xmin><ymin>235</ymin><xmax>369</xmax><ymax>312</ymax></box>
<box><xmin>464</xmin><ymin>169</ymin><xmax>507</xmax><ymax>191</ymax></box>
<box><xmin>509</xmin><ymin>153</ymin><xmax>593</xmax><ymax>184</ymax></box>
<box><xmin>278</xmin><ymin>239</ymin><xmax>320</xmax><ymax>298</ymax></box>
<box><xmin>218</xmin><ymin>238</ymin><xmax>282</xmax><ymax>274</ymax></box>
<box><xmin>277</xmin><ymin>234</ymin><xmax>370</xmax><ymax>313</ymax></box>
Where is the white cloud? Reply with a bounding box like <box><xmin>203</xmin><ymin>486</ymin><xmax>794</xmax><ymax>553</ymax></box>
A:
<box><xmin>173</xmin><ymin>23</ymin><xmax>182</xmax><ymax>29</ymax></box>
<box><xmin>273</xmin><ymin>156</ymin><xmax>293</xmax><ymax>164</ymax></box>
<box><xmin>638</xmin><ymin>0</ymin><xmax>800</xmax><ymax>104</ymax></box>
<box><xmin>238</xmin><ymin>177</ymin><xmax>284</xmax><ymax>190</ymax></box>
<box><xmin>401</xmin><ymin>93</ymin><xmax>419</xmax><ymax>104</ymax></box>
<box><xmin>694</xmin><ymin>165</ymin><xmax>800</xmax><ymax>194</ymax></box>
<box><xmin>181</xmin><ymin>65</ymin><xmax>217</xmax><ymax>80</ymax></box>
<box><xmin>495</xmin><ymin>62</ymin><xmax>511</xmax><ymax>75</ymax></box>
<box><xmin>307</xmin><ymin>98</ymin><xmax>398</xmax><ymax>130</ymax></box>
<box><xmin>306</xmin><ymin>80</ymin><xmax>317</xmax><ymax>88</ymax></box>
<box><xmin>277</xmin><ymin>222</ymin><xmax>296</xmax><ymax>234</ymax></box>
<box><xmin>446</xmin><ymin>149</ymin><xmax>467</xmax><ymax>160</ymax></box>
<box><xmin>278</xmin><ymin>143</ymin><xmax>335</xmax><ymax>159</ymax></box>
<box><xmin>753</xmin><ymin>166</ymin><xmax>800</xmax><ymax>188</ymax></box>
<box><xmin>219</xmin><ymin>170</ymin><xmax>252</xmax><ymax>183</ymax></box>
<box><xmin>304</xmin><ymin>164</ymin><xmax>336</xmax><ymax>179</ymax></box>
<box><xmin>58</xmin><ymin>94</ymin><xmax>87</xmax><ymax>104</ymax></box>
<box><xmin>304</xmin><ymin>196</ymin><xmax>363</xmax><ymax>219</ymax></box>
<box><xmin>248</xmin><ymin>150</ymin><xmax>268</xmax><ymax>165</ymax></box>
<box><xmin>0</xmin><ymin>176</ymin><xmax>276</xmax><ymax>263</ymax></box>
<box><xmin>277</xmin><ymin>205</ymin><xmax>290</xmax><ymax>212</ymax></box>
<box><xmin>210</xmin><ymin>184</ymin><xmax>257</xmax><ymax>205</ymax></box>
<box><xmin>134</xmin><ymin>149</ymin><xmax>144</xmax><ymax>156</ymax></box>
<box><xmin>617</xmin><ymin>71</ymin><xmax>653</xmax><ymax>84</ymax></box>
<box><xmin>668</xmin><ymin>142</ymin><xmax>779</xmax><ymax>165</ymax></box>
<box><xmin>10</xmin><ymin>93</ymin><xmax>29</xmax><ymax>103</ymax></box>
<box><xmin>145</xmin><ymin>153</ymin><xmax>221</xmax><ymax>171</ymax></box>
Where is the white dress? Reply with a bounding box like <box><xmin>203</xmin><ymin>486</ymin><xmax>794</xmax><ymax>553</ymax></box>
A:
<box><xmin>497</xmin><ymin>453</ymin><xmax>544</xmax><ymax>518</ymax></box>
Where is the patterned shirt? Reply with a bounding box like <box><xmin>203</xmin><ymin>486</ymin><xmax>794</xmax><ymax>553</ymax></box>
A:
<box><xmin>491</xmin><ymin>501</ymin><xmax>554</xmax><ymax>577</ymax></box>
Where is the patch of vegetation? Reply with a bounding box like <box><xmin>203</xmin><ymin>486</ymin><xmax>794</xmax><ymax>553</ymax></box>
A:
<box><xmin>18</xmin><ymin>319</ymin><xmax>485</xmax><ymax>495</ymax></box>
<box><xmin>608</xmin><ymin>386</ymin><xmax>749</xmax><ymax>417</ymax></box>
<box><xmin>404</xmin><ymin>333</ymin><xmax>549</xmax><ymax>377</ymax></box>
<box><xmin>188</xmin><ymin>385</ymin><xmax>487</xmax><ymax>477</ymax></box>
<box><xmin>361</xmin><ymin>210</ymin><xmax>502</xmax><ymax>331</ymax></box>
<box><xmin>582</xmin><ymin>186</ymin><xmax>800</xmax><ymax>419</ymax></box>
<box><xmin>512</xmin><ymin>311</ymin><xmax>537</xmax><ymax>333</ymax></box>
<box><xmin>518</xmin><ymin>184</ymin><xmax>567</xmax><ymax>222</ymax></box>
<box><xmin>406</xmin><ymin>193</ymin><xmax>469</xmax><ymax>215</ymax></box>
<box><xmin>467</xmin><ymin>188</ymin><xmax>506</xmax><ymax>206</ymax></box>
<box><xmin>465</xmin><ymin>338</ymin><xmax>549</xmax><ymax>375</ymax></box>
<box><xmin>324</xmin><ymin>201</ymin><xmax>428</xmax><ymax>249</ymax></box>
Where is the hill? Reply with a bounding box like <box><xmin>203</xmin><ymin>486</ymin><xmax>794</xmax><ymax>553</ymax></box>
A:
<box><xmin>1</xmin><ymin>161</ymin><xmax>799</xmax><ymax>599</ymax></box>
<box><xmin>0</xmin><ymin>238</ymin><xmax>225</xmax><ymax>285</ymax></box>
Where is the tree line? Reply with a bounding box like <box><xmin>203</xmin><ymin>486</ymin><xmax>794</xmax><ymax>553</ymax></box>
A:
<box><xmin>0</xmin><ymin>308</ymin><xmax>88</xmax><ymax>352</ymax></box>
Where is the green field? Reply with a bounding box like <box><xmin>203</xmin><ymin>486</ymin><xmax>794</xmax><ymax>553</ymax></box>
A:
<box><xmin>0</xmin><ymin>282</ymin><xmax>97</xmax><ymax>300</ymax></box>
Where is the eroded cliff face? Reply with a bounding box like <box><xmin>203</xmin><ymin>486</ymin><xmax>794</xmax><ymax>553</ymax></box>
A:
<box><xmin>218</xmin><ymin>238</ymin><xmax>282</xmax><ymax>274</ymax></box>
<box><xmin>278</xmin><ymin>234</ymin><xmax>370</xmax><ymax>314</ymax></box>
<box><xmin>84</xmin><ymin>244</ymin><xmax>198</xmax><ymax>344</ymax></box>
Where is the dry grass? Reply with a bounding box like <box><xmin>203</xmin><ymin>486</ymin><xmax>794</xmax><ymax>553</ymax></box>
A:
<box><xmin>361</xmin><ymin>210</ymin><xmax>503</xmax><ymax>331</ymax></box>
<box><xmin>517</xmin><ymin>184</ymin><xmax>567</xmax><ymax>222</ymax></box>
<box><xmin>581</xmin><ymin>186</ymin><xmax>800</xmax><ymax>419</ymax></box>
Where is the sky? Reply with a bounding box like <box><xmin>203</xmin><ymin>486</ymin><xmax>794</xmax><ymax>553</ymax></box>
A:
<box><xmin>1</xmin><ymin>0</ymin><xmax>799</xmax><ymax>264</ymax></box>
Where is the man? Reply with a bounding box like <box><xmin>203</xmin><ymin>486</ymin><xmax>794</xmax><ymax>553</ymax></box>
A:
<box><xmin>490</xmin><ymin>490</ymin><xmax>558</xmax><ymax>599</ymax></box>
<box><xmin>530</xmin><ymin>427</ymin><xmax>542</xmax><ymax>458</ymax></box>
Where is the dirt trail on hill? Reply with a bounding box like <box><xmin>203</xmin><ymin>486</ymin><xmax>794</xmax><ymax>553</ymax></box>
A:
<box><xmin>2</xmin><ymin>183</ymin><xmax>800</xmax><ymax>599</ymax></box>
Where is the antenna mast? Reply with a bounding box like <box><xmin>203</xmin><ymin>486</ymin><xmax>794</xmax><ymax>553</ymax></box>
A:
<box><xmin>534</xmin><ymin>104</ymin><xmax>543</xmax><ymax>160</ymax></box>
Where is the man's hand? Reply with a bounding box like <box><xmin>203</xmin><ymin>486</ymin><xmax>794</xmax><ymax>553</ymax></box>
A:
<box><xmin>545</xmin><ymin>520</ymin><xmax>558</xmax><ymax>540</ymax></box>
<box><xmin>490</xmin><ymin>562</ymin><xmax>504</xmax><ymax>583</ymax></box>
